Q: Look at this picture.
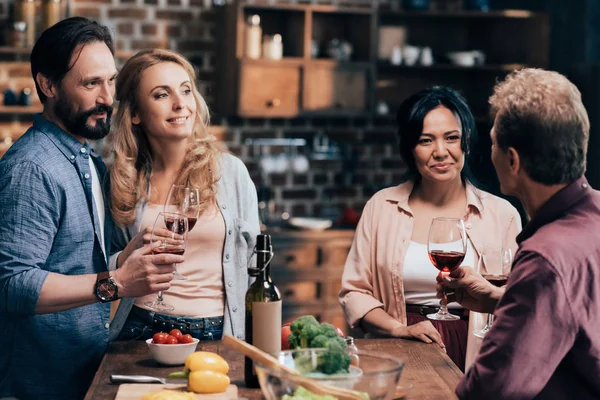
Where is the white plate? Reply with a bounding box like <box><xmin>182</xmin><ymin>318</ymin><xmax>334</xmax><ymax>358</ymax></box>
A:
<box><xmin>288</xmin><ymin>217</ymin><xmax>333</xmax><ymax>231</ymax></box>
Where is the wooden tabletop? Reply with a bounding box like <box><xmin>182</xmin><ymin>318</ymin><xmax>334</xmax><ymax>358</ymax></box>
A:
<box><xmin>85</xmin><ymin>338</ymin><xmax>461</xmax><ymax>400</ymax></box>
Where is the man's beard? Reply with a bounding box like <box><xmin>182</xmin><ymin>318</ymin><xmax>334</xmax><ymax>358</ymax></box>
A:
<box><xmin>54</xmin><ymin>96</ymin><xmax>113</xmax><ymax>140</ymax></box>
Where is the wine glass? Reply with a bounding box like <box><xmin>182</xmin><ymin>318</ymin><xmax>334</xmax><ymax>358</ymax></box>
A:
<box><xmin>165</xmin><ymin>185</ymin><xmax>200</xmax><ymax>233</ymax></box>
<box><xmin>473</xmin><ymin>247</ymin><xmax>513</xmax><ymax>338</ymax></box>
<box><xmin>427</xmin><ymin>217</ymin><xmax>467</xmax><ymax>321</ymax></box>
<box><xmin>144</xmin><ymin>212</ymin><xmax>188</xmax><ymax>311</ymax></box>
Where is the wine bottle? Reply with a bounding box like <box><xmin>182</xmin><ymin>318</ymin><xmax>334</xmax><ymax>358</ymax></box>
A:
<box><xmin>244</xmin><ymin>234</ymin><xmax>282</xmax><ymax>388</ymax></box>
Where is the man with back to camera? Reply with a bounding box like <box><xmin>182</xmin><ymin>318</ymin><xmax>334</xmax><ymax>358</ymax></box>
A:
<box><xmin>437</xmin><ymin>68</ymin><xmax>600</xmax><ymax>399</ymax></box>
<box><xmin>0</xmin><ymin>17</ymin><xmax>183</xmax><ymax>400</ymax></box>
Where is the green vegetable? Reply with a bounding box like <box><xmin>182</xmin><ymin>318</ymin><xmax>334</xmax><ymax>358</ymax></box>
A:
<box><xmin>282</xmin><ymin>386</ymin><xmax>370</xmax><ymax>400</ymax></box>
<box><xmin>287</xmin><ymin>315</ymin><xmax>351</xmax><ymax>375</ymax></box>
<box><xmin>282</xmin><ymin>386</ymin><xmax>338</xmax><ymax>400</ymax></box>
<box><xmin>167</xmin><ymin>371</ymin><xmax>189</xmax><ymax>379</ymax></box>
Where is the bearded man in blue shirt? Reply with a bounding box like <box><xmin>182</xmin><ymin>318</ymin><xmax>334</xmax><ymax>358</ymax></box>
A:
<box><xmin>0</xmin><ymin>18</ymin><xmax>183</xmax><ymax>400</ymax></box>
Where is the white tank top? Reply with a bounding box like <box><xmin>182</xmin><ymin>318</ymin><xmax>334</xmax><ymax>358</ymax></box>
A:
<box><xmin>403</xmin><ymin>239</ymin><xmax>475</xmax><ymax>308</ymax></box>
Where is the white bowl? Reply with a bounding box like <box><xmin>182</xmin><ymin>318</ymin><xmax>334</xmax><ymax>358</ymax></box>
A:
<box><xmin>145</xmin><ymin>338</ymin><xmax>199</xmax><ymax>366</ymax></box>
<box><xmin>288</xmin><ymin>217</ymin><xmax>333</xmax><ymax>231</ymax></box>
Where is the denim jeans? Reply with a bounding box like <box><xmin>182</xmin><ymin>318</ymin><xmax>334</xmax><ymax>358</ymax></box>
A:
<box><xmin>117</xmin><ymin>306</ymin><xmax>224</xmax><ymax>341</ymax></box>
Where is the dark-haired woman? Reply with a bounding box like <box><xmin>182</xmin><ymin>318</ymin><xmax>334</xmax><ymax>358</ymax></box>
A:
<box><xmin>339</xmin><ymin>86</ymin><xmax>521</xmax><ymax>371</ymax></box>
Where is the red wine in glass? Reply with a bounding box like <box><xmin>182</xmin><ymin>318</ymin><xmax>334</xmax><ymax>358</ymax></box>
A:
<box><xmin>187</xmin><ymin>217</ymin><xmax>197</xmax><ymax>231</ymax></box>
<box><xmin>165</xmin><ymin>217</ymin><xmax>188</xmax><ymax>234</ymax></box>
<box><xmin>152</xmin><ymin>246</ymin><xmax>185</xmax><ymax>256</ymax></box>
<box><xmin>482</xmin><ymin>274</ymin><xmax>509</xmax><ymax>287</ymax></box>
<box><xmin>428</xmin><ymin>250</ymin><xmax>465</xmax><ymax>273</ymax></box>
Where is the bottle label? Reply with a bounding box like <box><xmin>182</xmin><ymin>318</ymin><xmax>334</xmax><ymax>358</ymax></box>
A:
<box><xmin>252</xmin><ymin>300</ymin><xmax>282</xmax><ymax>355</ymax></box>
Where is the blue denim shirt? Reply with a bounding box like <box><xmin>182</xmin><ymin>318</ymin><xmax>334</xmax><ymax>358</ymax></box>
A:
<box><xmin>0</xmin><ymin>115</ymin><xmax>113</xmax><ymax>400</ymax></box>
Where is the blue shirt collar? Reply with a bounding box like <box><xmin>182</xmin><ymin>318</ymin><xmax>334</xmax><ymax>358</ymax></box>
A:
<box><xmin>33</xmin><ymin>113</ymin><xmax>95</xmax><ymax>163</ymax></box>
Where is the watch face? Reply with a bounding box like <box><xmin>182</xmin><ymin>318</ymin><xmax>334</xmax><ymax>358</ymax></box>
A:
<box><xmin>98</xmin><ymin>281</ymin><xmax>116</xmax><ymax>299</ymax></box>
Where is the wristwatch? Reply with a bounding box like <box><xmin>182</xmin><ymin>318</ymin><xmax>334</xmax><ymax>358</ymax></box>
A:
<box><xmin>94</xmin><ymin>271</ymin><xmax>119</xmax><ymax>303</ymax></box>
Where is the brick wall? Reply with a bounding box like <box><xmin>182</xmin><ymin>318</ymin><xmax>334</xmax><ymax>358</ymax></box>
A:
<box><xmin>0</xmin><ymin>0</ymin><xmax>403</xmax><ymax>221</ymax></box>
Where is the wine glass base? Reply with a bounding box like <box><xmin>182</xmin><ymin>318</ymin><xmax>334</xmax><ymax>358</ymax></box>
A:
<box><xmin>172</xmin><ymin>271</ymin><xmax>187</xmax><ymax>281</ymax></box>
<box><xmin>473</xmin><ymin>327</ymin><xmax>489</xmax><ymax>338</ymax></box>
<box><xmin>427</xmin><ymin>311</ymin><xmax>460</xmax><ymax>321</ymax></box>
<box><xmin>144</xmin><ymin>301</ymin><xmax>174</xmax><ymax>312</ymax></box>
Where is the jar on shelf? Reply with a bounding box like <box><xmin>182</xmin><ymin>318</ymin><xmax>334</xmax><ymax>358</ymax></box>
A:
<box><xmin>262</xmin><ymin>34</ymin><xmax>283</xmax><ymax>60</ymax></box>
<box><xmin>244</xmin><ymin>14</ymin><xmax>262</xmax><ymax>59</ymax></box>
<box><xmin>10</xmin><ymin>21</ymin><xmax>27</xmax><ymax>48</ymax></box>
<box><xmin>344</xmin><ymin>336</ymin><xmax>360</xmax><ymax>367</ymax></box>
<box><xmin>41</xmin><ymin>0</ymin><xmax>62</xmax><ymax>32</ymax></box>
<box><xmin>15</xmin><ymin>0</ymin><xmax>36</xmax><ymax>47</ymax></box>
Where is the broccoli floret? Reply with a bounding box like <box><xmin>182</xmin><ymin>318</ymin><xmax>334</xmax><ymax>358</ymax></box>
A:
<box><xmin>327</xmin><ymin>335</ymin><xmax>347</xmax><ymax>350</ymax></box>
<box><xmin>317</xmin><ymin>347</ymin><xmax>351</xmax><ymax>375</ymax></box>
<box><xmin>289</xmin><ymin>316</ymin><xmax>320</xmax><ymax>349</ymax></box>
<box><xmin>290</xmin><ymin>316</ymin><xmax>319</xmax><ymax>335</ymax></box>
<box><xmin>310</xmin><ymin>335</ymin><xmax>330</xmax><ymax>349</ymax></box>
<box><xmin>299</xmin><ymin>324</ymin><xmax>320</xmax><ymax>348</ymax></box>
<box><xmin>318</xmin><ymin>323</ymin><xmax>339</xmax><ymax>338</ymax></box>
<box><xmin>287</xmin><ymin>316</ymin><xmax>351</xmax><ymax>374</ymax></box>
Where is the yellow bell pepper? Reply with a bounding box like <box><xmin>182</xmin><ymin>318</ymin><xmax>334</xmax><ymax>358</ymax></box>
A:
<box><xmin>184</xmin><ymin>351</ymin><xmax>229</xmax><ymax>375</ymax></box>
<box><xmin>188</xmin><ymin>370</ymin><xmax>230</xmax><ymax>394</ymax></box>
<box><xmin>168</xmin><ymin>351</ymin><xmax>231</xmax><ymax>394</ymax></box>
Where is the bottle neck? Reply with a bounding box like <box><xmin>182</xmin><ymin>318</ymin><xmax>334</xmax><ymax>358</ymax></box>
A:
<box><xmin>256</xmin><ymin>251</ymin><xmax>271</xmax><ymax>282</ymax></box>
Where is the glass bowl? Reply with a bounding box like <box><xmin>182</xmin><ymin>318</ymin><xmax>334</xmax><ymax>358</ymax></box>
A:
<box><xmin>255</xmin><ymin>348</ymin><xmax>404</xmax><ymax>400</ymax></box>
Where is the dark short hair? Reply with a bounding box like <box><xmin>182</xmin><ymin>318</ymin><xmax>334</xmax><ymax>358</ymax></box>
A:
<box><xmin>490</xmin><ymin>68</ymin><xmax>589</xmax><ymax>185</ymax></box>
<box><xmin>396</xmin><ymin>86</ymin><xmax>477</xmax><ymax>181</ymax></box>
<box><xmin>30</xmin><ymin>17</ymin><xmax>115</xmax><ymax>104</ymax></box>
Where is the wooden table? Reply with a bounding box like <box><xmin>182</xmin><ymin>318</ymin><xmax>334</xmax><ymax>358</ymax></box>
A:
<box><xmin>85</xmin><ymin>339</ymin><xmax>462</xmax><ymax>400</ymax></box>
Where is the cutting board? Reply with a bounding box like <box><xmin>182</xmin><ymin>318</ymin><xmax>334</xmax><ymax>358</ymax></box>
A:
<box><xmin>115</xmin><ymin>384</ymin><xmax>238</xmax><ymax>400</ymax></box>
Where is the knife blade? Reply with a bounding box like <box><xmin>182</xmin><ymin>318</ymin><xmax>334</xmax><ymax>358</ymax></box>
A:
<box><xmin>110</xmin><ymin>374</ymin><xmax>168</xmax><ymax>384</ymax></box>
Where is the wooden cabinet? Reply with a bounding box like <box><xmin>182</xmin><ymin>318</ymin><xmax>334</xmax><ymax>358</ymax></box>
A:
<box><xmin>238</xmin><ymin>61</ymin><xmax>301</xmax><ymax>117</ymax></box>
<box><xmin>267</xmin><ymin>229</ymin><xmax>355</xmax><ymax>334</ymax></box>
<box><xmin>215</xmin><ymin>2</ymin><xmax>376</xmax><ymax>118</ymax></box>
<box><xmin>303</xmin><ymin>62</ymin><xmax>368</xmax><ymax>114</ymax></box>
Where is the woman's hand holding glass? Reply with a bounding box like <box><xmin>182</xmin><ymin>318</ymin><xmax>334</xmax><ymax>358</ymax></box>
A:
<box><xmin>144</xmin><ymin>212</ymin><xmax>188</xmax><ymax>311</ymax></box>
<box><xmin>427</xmin><ymin>217</ymin><xmax>467</xmax><ymax>321</ymax></box>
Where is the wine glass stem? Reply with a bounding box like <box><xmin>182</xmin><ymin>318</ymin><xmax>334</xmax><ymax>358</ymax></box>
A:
<box><xmin>486</xmin><ymin>313</ymin><xmax>493</xmax><ymax>328</ymax></box>
<box><xmin>157</xmin><ymin>291</ymin><xmax>164</xmax><ymax>302</ymax></box>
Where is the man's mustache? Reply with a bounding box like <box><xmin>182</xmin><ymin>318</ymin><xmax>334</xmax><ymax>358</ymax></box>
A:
<box><xmin>81</xmin><ymin>104</ymin><xmax>113</xmax><ymax>120</ymax></box>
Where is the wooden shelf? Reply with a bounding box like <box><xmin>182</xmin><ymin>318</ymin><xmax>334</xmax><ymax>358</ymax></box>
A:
<box><xmin>0</xmin><ymin>46</ymin><xmax>32</xmax><ymax>54</ymax></box>
<box><xmin>239</xmin><ymin>57</ymin><xmax>305</xmax><ymax>66</ymax></box>
<box><xmin>379</xmin><ymin>9</ymin><xmax>540</xmax><ymax>19</ymax></box>
<box><xmin>241</xmin><ymin>3</ymin><xmax>374</xmax><ymax>14</ymax></box>
<box><xmin>377</xmin><ymin>62</ymin><xmax>527</xmax><ymax>72</ymax></box>
<box><xmin>310</xmin><ymin>59</ymin><xmax>372</xmax><ymax>69</ymax></box>
<box><xmin>0</xmin><ymin>105</ymin><xmax>42</xmax><ymax>115</ymax></box>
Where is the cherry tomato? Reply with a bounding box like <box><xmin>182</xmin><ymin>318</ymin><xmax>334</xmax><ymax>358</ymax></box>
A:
<box><xmin>169</xmin><ymin>329</ymin><xmax>183</xmax><ymax>342</ymax></box>
<box><xmin>165</xmin><ymin>335</ymin><xmax>179</xmax><ymax>344</ymax></box>
<box><xmin>180</xmin><ymin>334</ymin><xmax>194</xmax><ymax>344</ymax></box>
<box><xmin>153</xmin><ymin>332</ymin><xmax>168</xmax><ymax>344</ymax></box>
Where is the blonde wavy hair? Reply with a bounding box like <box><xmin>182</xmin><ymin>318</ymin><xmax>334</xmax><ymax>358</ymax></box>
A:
<box><xmin>109</xmin><ymin>49</ymin><xmax>221</xmax><ymax>227</ymax></box>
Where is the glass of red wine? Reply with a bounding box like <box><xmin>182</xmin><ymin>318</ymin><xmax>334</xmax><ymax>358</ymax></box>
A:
<box><xmin>474</xmin><ymin>247</ymin><xmax>513</xmax><ymax>338</ymax></box>
<box><xmin>144</xmin><ymin>212</ymin><xmax>188</xmax><ymax>312</ymax></box>
<box><xmin>427</xmin><ymin>217</ymin><xmax>467</xmax><ymax>321</ymax></box>
<box><xmin>165</xmin><ymin>184</ymin><xmax>200</xmax><ymax>233</ymax></box>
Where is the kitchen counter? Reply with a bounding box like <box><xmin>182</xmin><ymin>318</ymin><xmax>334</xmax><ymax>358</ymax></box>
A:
<box><xmin>85</xmin><ymin>338</ymin><xmax>462</xmax><ymax>400</ymax></box>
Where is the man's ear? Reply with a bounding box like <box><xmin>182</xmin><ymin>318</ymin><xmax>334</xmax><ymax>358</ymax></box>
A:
<box><xmin>36</xmin><ymin>73</ymin><xmax>55</xmax><ymax>99</ymax></box>
<box><xmin>507</xmin><ymin>147</ymin><xmax>520</xmax><ymax>175</ymax></box>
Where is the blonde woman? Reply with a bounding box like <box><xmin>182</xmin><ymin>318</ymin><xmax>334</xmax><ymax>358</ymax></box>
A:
<box><xmin>108</xmin><ymin>49</ymin><xmax>259</xmax><ymax>341</ymax></box>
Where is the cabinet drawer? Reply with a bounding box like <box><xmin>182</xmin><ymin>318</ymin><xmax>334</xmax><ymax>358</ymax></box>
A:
<box><xmin>304</xmin><ymin>65</ymin><xmax>367</xmax><ymax>113</ymax></box>
<box><xmin>271</xmin><ymin>244</ymin><xmax>319</xmax><ymax>268</ymax></box>
<box><xmin>238</xmin><ymin>64</ymin><xmax>300</xmax><ymax>117</ymax></box>
<box><xmin>278</xmin><ymin>281</ymin><xmax>319</xmax><ymax>303</ymax></box>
